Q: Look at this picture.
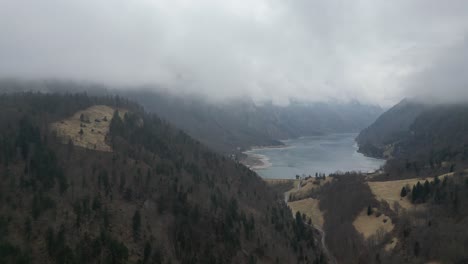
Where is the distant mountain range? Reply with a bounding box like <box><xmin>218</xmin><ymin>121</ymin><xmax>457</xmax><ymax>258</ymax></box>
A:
<box><xmin>0</xmin><ymin>79</ymin><xmax>383</xmax><ymax>154</ymax></box>
<box><xmin>123</xmin><ymin>90</ymin><xmax>383</xmax><ymax>154</ymax></box>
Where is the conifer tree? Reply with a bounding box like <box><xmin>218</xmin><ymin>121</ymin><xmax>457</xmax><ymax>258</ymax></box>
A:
<box><xmin>400</xmin><ymin>187</ymin><xmax>407</xmax><ymax>197</ymax></box>
<box><xmin>133</xmin><ymin>210</ymin><xmax>141</xmax><ymax>240</ymax></box>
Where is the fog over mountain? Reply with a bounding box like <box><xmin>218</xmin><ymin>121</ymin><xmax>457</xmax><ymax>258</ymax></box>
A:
<box><xmin>405</xmin><ymin>37</ymin><xmax>468</xmax><ymax>104</ymax></box>
<box><xmin>1</xmin><ymin>0</ymin><xmax>468</xmax><ymax>106</ymax></box>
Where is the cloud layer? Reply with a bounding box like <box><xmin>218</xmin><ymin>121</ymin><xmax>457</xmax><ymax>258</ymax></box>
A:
<box><xmin>404</xmin><ymin>37</ymin><xmax>468</xmax><ymax>104</ymax></box>
<box><xmin>1</xmin><ymin>0</ymin><xmax>468</xmax><ymax>105</ymax></box>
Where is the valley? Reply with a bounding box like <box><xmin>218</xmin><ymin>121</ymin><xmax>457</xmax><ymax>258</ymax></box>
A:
<box><xmin>1</xmin><ymin>86</ymin><xmax>467</xmax><ymax>264</ymax></box>
<box><xmin>254</xmin><ymin>99</ymin><xmax>468</xmax><ymax>263</ymax></box>
<box><xmin>2</xmin><ymin>1</ymin><xmax>468</xmax><ymax>263</ymax></box>
<box><xmin>0</xmin><ymin>93</ymin><xmax>328</xmax><ymax>263</ymax></box>
<box><xmin>0</xmin><ymin>85</ymin><xmax>467</xmax><ymax>264</ymax></box>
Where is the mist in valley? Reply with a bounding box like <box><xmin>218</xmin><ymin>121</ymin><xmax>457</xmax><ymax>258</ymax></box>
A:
<box><xmin>1</xmin><ymin>1</ymin><xmax>468</xmax><ymax>264</ymax></box>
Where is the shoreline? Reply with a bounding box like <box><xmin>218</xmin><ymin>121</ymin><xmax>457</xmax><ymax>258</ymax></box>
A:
<box><xmin>244</xmin><ymin>143</ymin><xmax>290</xmax><ymax>152</ymax></box>
<box><xmin>241</xmin><ymin>133</ymin><xmax>385</xmax><ymax>174</ymax></box>
<box><xmin>241</xmin><ymin>152</ymin><xmax>272</xmax><ymax>170</ymax></box>
<box><xmin>241</xmin><ymin>143</ymin><xmax>290</xmax><ymax>170</ymax></box>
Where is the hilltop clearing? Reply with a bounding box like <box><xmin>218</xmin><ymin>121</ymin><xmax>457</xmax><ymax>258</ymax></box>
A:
<box><xmin>51</xmin><ymin>105</ymin><xmax>127</xmax><ymax>152</ymax></box>
<box><xmin>352</xmin><ymin>207</ymin><xmax>394</xmax><ymax>240</ymax></box>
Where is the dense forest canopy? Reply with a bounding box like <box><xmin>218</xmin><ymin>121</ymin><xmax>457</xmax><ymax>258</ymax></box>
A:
<box><xmin>0</xmin><ymin>92</ymin><xmax>325</xmax><ymax>263</ymax></box>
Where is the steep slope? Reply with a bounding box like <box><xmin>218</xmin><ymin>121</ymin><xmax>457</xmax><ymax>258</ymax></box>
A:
<box><xmin>125</xmin><ymin>90</ymin><xmax>383</xmax><ymax>154</ymax></box>
<box><xmin>358</xmin><ymin>99</ymin><xmax>468</xmax><ymax>167</ymax></box>
<box><xmin>357</xmin><ymin>98</ymin><xmax>468</xmax><ymax>182</ymax></box>
<box><xmin>123</xmin><ymin>91</ymin><xmax>284</xmax><ymax>154</ymax></box>
<box><xmin>0</xmin><ymin>93</ymin><xmax>325</xmax><ymax>263</ymax></box>
<box><xmin>356</xmin><ymin>99</ymin><xmax>428</xmax><ymax>158</ymax></box>
<box><xmin>396</xmin><ymin>104</ymin><xmax>468</xmax><ymax>165</ymax></box>
<box><xmin>0</xmin><ymin>79</ymin><xmax>383</xmax><ymax>155</ymax></box>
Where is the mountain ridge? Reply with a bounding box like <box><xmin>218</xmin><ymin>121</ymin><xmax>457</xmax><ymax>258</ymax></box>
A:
<box><xmin>0</xmin><ymin>92</ymin><xmax>326</xmax><ymax>263</ymax></box>
<box><xmin>123</xmin><ymin>89</ymin><xmax>383</xmax><ymax>154</ymax></box>
<box><xmin>0</xmin><ymin>79</ymin><xmax>383</xmax><ymax>155</ymax></box>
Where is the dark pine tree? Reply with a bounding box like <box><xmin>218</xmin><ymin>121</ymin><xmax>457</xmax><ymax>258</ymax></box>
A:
<box><xmin>400</xmin><ymin>187</ymin><xmax>407</xmax><ymax>197</ymax></box>
<box><xmin>132</xmin><ymin>210</ymin><xmax>141</xmax><ymax>240</ymax></box>
<box><xmin>367</xmin><ymin>205</ymin><xmax>372</xmax><ymax>216</ymax></box>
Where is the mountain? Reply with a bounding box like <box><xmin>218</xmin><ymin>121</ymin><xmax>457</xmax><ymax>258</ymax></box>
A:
<box><xmin>355</xmin><ymin>99</ymin><xmax>468</xmax><ymax>263</ymax></box>
<box><xmin>356</xmin><ymin>99</ymin><xmax>428</xmax><ymax>158</ymax></box>
<box><xmin>319</xmin><ymin>98</ymin><xmax>468</xmax><ymax>264</ymax></box>
<box><xmin>405</xmin><ymin>104</ymin><xmax>468</xmax><ymax>164</ymax></box>
<box><xmin>0</xmin><ymin>80</ymin><xmax>383</xmax><ymax>155</ymax></box>
<box><xmin>357</xmin><ymin>98</ymin><xmax>468</xmax><ymax>177</ymax></box>
<box><xmin>122</xmin><ymin>91</ymin><xmax>284</xmax><ymax>154</ymax></box>
<box><xmin>124</xmin><ymin>90</ymin><xmax>383</xmax><ymax>154</ymax></box>
<box><xmin>0</xmin><ymin>92</ymin><xmax>325</xmax><ymax>263</ymax></box>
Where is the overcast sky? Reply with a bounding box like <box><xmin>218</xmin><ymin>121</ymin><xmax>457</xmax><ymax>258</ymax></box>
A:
<box><xmin>1</xmin><ymin>0</ymin><xmax>468</xmax><ymax>106</ymax></box>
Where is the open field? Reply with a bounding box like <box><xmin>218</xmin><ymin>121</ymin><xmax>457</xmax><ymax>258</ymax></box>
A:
<box><xmin>352</xmin><ymin>207</ymin><xmax>393</xmax><ymax>239</ymax></box>
<box><xmin>51</xmin><ymin>105</ymin><xmax>127</xmax><ymax>152</ymax></box>
<box><xmin>368</xmin><ymin>172</ymin><xmax>456</xmax><ymax>211</ymax></box>
<box><xmin>288</xmin><ymin>177</ymin><xmax>333</xmax><ymax>201</ymax></box>
<box><xmin>288</xmin><ymin>198</ymin><xmax>324</xmax><ymax>229</ymax></box>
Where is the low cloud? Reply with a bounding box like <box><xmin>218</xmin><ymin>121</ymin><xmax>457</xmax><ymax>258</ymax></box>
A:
<box><xmin>1</xmin><ymin>0</ymin><xmax>468</xmax><ymax>106</ymax></box>
<box><xmin>404</xmin><ymin>37</ymin><xmax>468</xmax><ymax>104</ymax></box>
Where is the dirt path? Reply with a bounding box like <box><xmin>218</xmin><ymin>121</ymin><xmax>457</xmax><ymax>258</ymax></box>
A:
<box><xmin>286</xmin><ymin>185</ymin><xmax>336</xmax><ymax>263</ymax></box>
<box><xmin>284</xmin><ymin>179</ymin><xmax>301</xmax><ymax>203</ymax></box>
<box><xmin>314</xmin><ymin>225</ymin><xmax>336</xmax><ymax>264</ymax></box>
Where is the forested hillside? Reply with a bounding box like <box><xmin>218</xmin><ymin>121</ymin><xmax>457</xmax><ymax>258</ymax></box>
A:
<box><xmin>356</xmin><ymin>99</ymin><xmax>428</xmax><ymax>159</ymax></box>
<box><xmin>0</xmin><ymin>92</ymin><xmax>325</xmax><ymax>263</ymax></box>
<box><xmin>318</xmin><ymin>170</ymin><xmax>468</xmax><ymax>264</ymax></box>
<box><xmin>0</xmin><ymin>79</ymin><xmax>382</xmax><ymax>155</ymax></box>
<box><xmin>324</xmin><ymin>98</ymin><xmax>468</xmax><ymax>263</ymax></box>
<box><xmin>124</xmin><ymin>90</ymin><xmax>383</xmax><ymax>154</ymax></box>
<box><xmin>357</xmin><ymin>99</ymin><xmax>468</xmax><ymax>178</ymax></box>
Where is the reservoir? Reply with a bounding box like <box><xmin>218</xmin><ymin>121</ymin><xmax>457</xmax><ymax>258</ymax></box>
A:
<box><xmin>245</xmin><ymin>133</ymin><xmax>385</xmax><ymax>179</ymax></box>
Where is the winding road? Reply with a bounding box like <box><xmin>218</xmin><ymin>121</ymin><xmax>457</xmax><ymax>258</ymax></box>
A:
<box><xmin>285</xmin><ymin>180</ymin><xmax>337</xmax><ymax>264</ymax></box>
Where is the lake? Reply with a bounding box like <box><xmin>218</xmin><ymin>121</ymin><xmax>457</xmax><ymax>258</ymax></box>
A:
<box><xmin>245</xmin><ymin>133</ymin><xmax>385</xmax><ymax>179</ymax></box>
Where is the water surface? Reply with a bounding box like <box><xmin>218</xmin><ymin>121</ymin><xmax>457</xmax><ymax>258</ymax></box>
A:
<box><xmin>248</xmin><ymin>133</ymin><xmax>385</xmax><ymax>179</ymax></box>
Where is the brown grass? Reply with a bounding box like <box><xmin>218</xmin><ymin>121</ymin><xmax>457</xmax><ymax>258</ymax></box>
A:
<box><xmin>51</xmin><ymin>105</ymin><xmax>127</xmax><ymax>152</ymax></box>
<box><xmin>265</xmin><ymin>178</ymin><xmax>327</xmax><ymax>229</ymax></box>
<box><xmin>298</xmin><ymin>177</ymin><xmax>332</xmax><ymax>193</ymax></box>
<box><xmin>368</xmin><ymin>172</ymin><xmax>455</xmax><ymax>211</ymax></box>
<box><xmin>352</xmin><ymin>208</ymin><xmax>394</xmax><ymax>239</ymax></box>
<box><xmin>288</xmin><ymin>198</ymin><xmax>324</xmax><ymax>229</ymax></box>
<box><xmin>384</xmin><ymin>237</ymin><xmax>398</xmax><ymax>252</ymax></box>
<box><xmin>288</xmin><ymin>177</ymin><xmax>333</xmax><ymax>201</ymax></box>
